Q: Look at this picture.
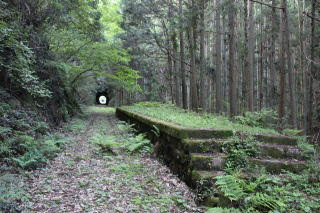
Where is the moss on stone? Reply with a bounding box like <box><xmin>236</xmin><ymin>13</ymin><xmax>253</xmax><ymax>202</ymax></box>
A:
<box><xmin>202</xmin><ymin>197</ymin><xmax>220</xmax><ymax>207</ymax></box>
<box><xmin>254</xmin><ymin>134</ymin><xmax>298</xmax><ymax>145</ymax></box>
<box><xmin>183</xmin><ymin>139</ymin><xmax>227</xmax><ymax>153</ymax></box>
<box><xmin>250</xmin><ymin>158</ymin><xmax>307</xmax><ymax>174</ymax></box>
<box><xmin>116</xmin><ymin>107</ymin><xmax>233</xmax><ymax>139</ymax></box>
<box><xmin>191</xmin><ymin>154</ymin><xmax>227</xmax><ymax>170</ymax></box>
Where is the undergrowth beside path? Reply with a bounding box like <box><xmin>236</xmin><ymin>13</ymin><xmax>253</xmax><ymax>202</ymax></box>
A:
<box><xmin>19</xmin><ymin>106</ymin><xmax>202</xmax><ymax>212</ymax></box>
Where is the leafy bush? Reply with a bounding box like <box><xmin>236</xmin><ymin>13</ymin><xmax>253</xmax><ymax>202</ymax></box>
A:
<box><xmin>91</xmin><ymin>134</ymin><xmax>118</xmax><ymax>154</ymax></box>
<box><xmin>282</xmin><ymin>128</ymin><xmax>303</xmax><ymax>136</ymax></box>
<box><xmin>11</xmin><ymin>133</ymin><xmax>69</xmax><ymax>169</ymax></box>
<box><xmin>234</xmin><ymin>109</ymin><xmax>278</xmax><ymax>129</ymax></box>
<box><xmin>123</xmin><ymin>133</ymin><xmax>152</xmax><ymax>154</ymax></box>
<box><xmin>224</xmin><ymin>136</ymin><xmax>259</xmax><ymax>169</ymax></box>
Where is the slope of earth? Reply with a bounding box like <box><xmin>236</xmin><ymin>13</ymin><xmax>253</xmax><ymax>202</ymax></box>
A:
<box><xmin>20</xmin><ymin>106</ymin><xmax>203</xmax><ymax>213</ymax></box>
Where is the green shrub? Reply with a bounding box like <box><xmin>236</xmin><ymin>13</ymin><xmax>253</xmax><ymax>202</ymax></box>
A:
<box><xmin>91</xmin><ymin>134</ymin><xmax>118</xmax><ymax>154</ymax></box>
<box><xmin>234</xmin><ymin>109</ymin><xmax>278</xmax><ymax>129</ymax></box>
<box><xmin>11</xmin><ymin>133</ymin><xmax>68</xmax><ymax>169</ymax></box>
<box><xmin>224</xmin><ymin>136</ymin><xmax>259</xmax><ymax>169</ymax></box>
<box><xmin>123</xmin><ymin>133</ymin><xmax>152</xmax><ymax>154</ymax></box>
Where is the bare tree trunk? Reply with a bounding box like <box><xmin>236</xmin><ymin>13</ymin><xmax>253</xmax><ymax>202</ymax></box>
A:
<box><xmin>228</xmin><ymin>0</ymin><xmax>237</xmax><ymax>117</ymax></box>
<box><xmin>199</xmin><ymin>0</ymin><xmax>206</xmax><ymax>111</ymax></box>
<box><xmin>179</xmin><ymin>0</ymin><xmax>188</xmax><ymax>109</ymax></box>
<box><xmin>190</xmin><ymin>0</ymin><xmax>199</xmax><ymax>111</ymax></box>
<box><xmin>172</xmin><ymin>32</ymin><xmax>180</xmax><ymax>107</ymax></box>
<box><xmin>222</xmin><ymin>14</ymin><xmax>228</xmax><ymax>112</ymax></box>
<box><xmin>188</xmin><ymin>27</ymin><xmax>198</xmax><ymax>111</ymax></box>
<box><xmin>307</xmin><ymin>0</ymin><xmax>317</xmax><ymax>134</ymax></box>
<box><xmin>215</xmin><ymin>0</ymin><xmax>222</xmax><ymax>114</ymax></box>
<box><xmin>278</xmin><ymin>2</ymin><xmax>286</xmax><ymax>123</ymax></box>
<box><xmin>282</xmin><ymin>0</ymin><xmax>297</xmax><ymax>128</ymax></box>
<box><xmin>247</xmin><ymin>0</ymin><xmax>254</xmax><ymax>112</ymax></box>
<box><xmin>270</xmin><ymin>0</ymin><xmax>277</xmax><ymax>110</ymax></box>
<box><xmin>258</xmin><ymin>5</ymin><xmax>263</xmax><ymax>111</ymax></box>
<box><xmin>297</xmin><ymin>0</ymin><xmax>306</xmax><ymax>131</ymax></box>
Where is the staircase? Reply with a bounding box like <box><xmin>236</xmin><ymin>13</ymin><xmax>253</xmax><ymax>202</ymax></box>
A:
<box><xmin>181</xmin><ymin>134</ymin><xmax>318</xmax><ymax>206</ymax></box>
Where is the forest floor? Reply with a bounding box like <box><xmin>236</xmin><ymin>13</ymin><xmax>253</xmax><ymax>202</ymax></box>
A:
<box><xmin>20</xmin><ymin>107</ymin><xmax>203</xmax><ymax>213</ymax></box>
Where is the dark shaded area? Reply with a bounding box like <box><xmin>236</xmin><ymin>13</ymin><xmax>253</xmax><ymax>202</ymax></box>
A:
<box><xmin>96</xmin><ymin>92</ymin><xmax>109</xmax><ymax>105</ymax></box>
<box><xmin>95</xmin><ymin>88</ymin><xmax>113</xmax><ymax>105</ymax></box>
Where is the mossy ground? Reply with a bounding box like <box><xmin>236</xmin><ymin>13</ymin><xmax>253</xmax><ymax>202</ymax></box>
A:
<box><xmin>122</xmin><ymin>102</ymin><xmax>280</xmax><ymax>135</ymax></box>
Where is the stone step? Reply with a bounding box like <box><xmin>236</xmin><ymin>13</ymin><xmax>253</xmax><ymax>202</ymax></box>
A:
<box><xmin>258</xmin><ymin>144</ymin><xmax>307</xmax><ymax>160</ymax></box>
<box><xmin>183</xmin><ymin>138</ymin><xmax>231</xmax><ymax>153</ymax></box>
<box><xmin>191</xmin><ymin>153</ymin><xmax>227</xmax><ymax>170</ymax></box>
<box><xmin>254</xmin><ymin>134</ymin><xmax>298</xmax><ymax>146</ymax></box>
<box><xmin>250</xmin><ymin>158</ymin><xmax>308</xmax><ymax>174</ymax></box>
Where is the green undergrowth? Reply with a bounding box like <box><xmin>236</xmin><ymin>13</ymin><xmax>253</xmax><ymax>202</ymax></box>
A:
<box><xmin>89</xmin><ymin>111</ymin><xmax>196</xmax><ymax>212</ymax></box>
<box><xmin>204</xmin><ymin>136</ymin><xmax>320</xmax><ymax>213</ymax></box>
<box><xmin>205</xmin><ymin>167</ymin><xmax>320</xmax><ymax>213</ymax></box>
<box><xmin>0</xmin><ymin>114</ymin><xmax>87</xmax><ymax>211</ymax></box>
<box><xmin>122</xmin><ymin>102</ymin><xmax>280</xmax><ymax>135</ymax></box>
<box><xmin>90</xmin><ymin>119</ymin><xmax>152</xmax><ymax>155</ymax></box>
<box><xmin>86</xmin><ymin>106</ymin><xmax>116</xmax><ymax>114</ymax></box>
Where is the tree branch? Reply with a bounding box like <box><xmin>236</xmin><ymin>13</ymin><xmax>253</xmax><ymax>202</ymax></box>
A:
<box><xmin>71</xmin><ymin>69</ymin><xmax>92</xmax><ymax>85</ymax></box>
<box><xmin>250</xmin><ymin>0</ymin><xmax>284</xmax><ymax>10</ymax></box>
<box><xmin>303</xmin><ymin>12</ymin><xmax>320</xmax><ymax>23</ymax></box>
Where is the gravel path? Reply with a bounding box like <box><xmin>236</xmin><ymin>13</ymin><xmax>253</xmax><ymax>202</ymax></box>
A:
<box><xmin>21</xmin><ymin>109</ymin><xmax>203</xmax><ymax>213</ymax></box>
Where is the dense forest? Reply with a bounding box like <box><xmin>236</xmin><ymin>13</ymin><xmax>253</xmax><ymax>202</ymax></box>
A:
<box><xmin>1</xmin><ymin>0</ymin><xmax>320</xmax><ymax>212</ymax></box>
<box><xmin>1</xmin><ymin>0</ymin><xmax>320</xmax><ymax>136</ymax></box>
<box><xmin>119</xmin><ymin>0</ymin><xmax>320</xmax><ymax>136</ymax></box>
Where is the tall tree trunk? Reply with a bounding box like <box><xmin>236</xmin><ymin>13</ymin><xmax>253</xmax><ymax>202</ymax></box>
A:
<box><xmin>172</xmin><ymin>32</ymin><xmax>180</xmax><ymax>107</ymax></box>
<box><xmin>258</xmin><ymin>5</ymin><xmax>263</xmax><ymax>111</ymax></box>
<box><xmin>307</xmin><ymin>0</ymin><xmax>317</xmax><ymax>134</ymax></box>
<box><xmin>270</xmin><ymin>0</ymin><xmax>277</xmax><ymax>110</ymax></box>
<box><xmin>243</xmin><ymin>0</ymin><xmax>249</xmax><ymax>111</ymax></box>
<box><xmin>282</xmin><ymin>0</ymin><xmax>297</xmax><ymax>128</ymax></box>
<box><xmin>215</xmin><ymin>0</ymin><xmax>222</xmax><ymax>114</ymax></box>
<box><xmin>297</xmin><ymin>0</ymin><xmax>306</xmax><ymax>132</ymax></box>
<box><xmin>190</xmin><ymin>0</ymin><xmax>199</xmax><ymax>111</ymax></box>
<box><xmin>278</xmin><ymin>2</ymin><xmax>286</xmax><ymax>123</ymax></box>
<box><xmin>199</xmin><ymin>0</ymin><xmax>206</xmax><ymax>111</ymax></box>
<box><xmin>247</xmin><ymin>0</ymin><xmax>254</xmax><ymax>112</ymax></box>
<box><xmin>188</xmin><ymin>27</ymin><xmax>198</xmax><ymax>111</ymax></box>
<box><xmin>228</xmin><ymin>0</ymin><xmax>237</xmax><ymax>117</ymax></box>
<box><xmin>179</xmin><ymin>0</ymin><xmax>188</xmax><ymax>109</ymax></box>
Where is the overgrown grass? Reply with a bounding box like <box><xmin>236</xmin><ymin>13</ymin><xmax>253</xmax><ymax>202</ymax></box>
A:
<box><xmin>86</xmin><ymin>106</ymin><xmax>115</xmax><ymax>114</ymax></box>
<box><xmin>122</xmin><ymin>102</ymin><xmax>280</xmax><ymax>135</ymax></box>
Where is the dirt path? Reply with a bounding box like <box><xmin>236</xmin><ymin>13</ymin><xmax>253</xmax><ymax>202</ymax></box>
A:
<box><xmin>21</xmin><ymin>108</ymin><xmax>203</xmax><ymax>213</ymax></box>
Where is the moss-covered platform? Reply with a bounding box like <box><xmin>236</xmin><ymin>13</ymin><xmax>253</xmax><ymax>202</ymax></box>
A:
<box><xmin>116</xmin><ymin>106</ymin><xmax>315</xmax><ymax>207</ymax></box>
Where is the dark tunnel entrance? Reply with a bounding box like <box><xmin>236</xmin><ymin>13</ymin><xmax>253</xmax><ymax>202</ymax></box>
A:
<box><xmin>96</xmin><ymin>92</ymin><xmax>110</xmax><ymax>105</ymax></box>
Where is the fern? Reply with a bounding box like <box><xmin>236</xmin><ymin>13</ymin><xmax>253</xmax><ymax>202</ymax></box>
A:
<box><xmin>124</xmin><ymin>134</ymin><xmax>151</xmax><ymax>154</ymax></box>
<box><xmin>215</xmin><ymin>175</ymin><xmax>245</xmax><ymax>201</ymax></box>
<box><xmin>245</xmin><ymin>192</ymin><xmax>286</xmax><ymax>212</ymax></box>
<box><xmin>91</xmin><ymin>134</ymin><xmax>118</xmax><ymax>154</ymax></box>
